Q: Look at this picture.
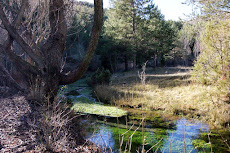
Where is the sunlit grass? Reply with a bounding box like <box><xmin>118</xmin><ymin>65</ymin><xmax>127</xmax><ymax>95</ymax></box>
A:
<box><xmin>94</xmin><ymin>67</ymin><xmax>230</xmax><ymax>128</ymax></box>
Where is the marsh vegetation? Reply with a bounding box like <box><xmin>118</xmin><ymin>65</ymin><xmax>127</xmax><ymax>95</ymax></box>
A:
<box><xmin>62</xmin><ymin>67</ymin><xmax>230</xmax><ymax>152</ymax></box>
<box><xmin>95</xmin><ymin>67</ymin><xmax>230</xmax><ymax>129</ymax></box>
<box><xmin>0</xmin><ymin>0</ymin><xmax>229</xmax><ymax>152</ymax></box>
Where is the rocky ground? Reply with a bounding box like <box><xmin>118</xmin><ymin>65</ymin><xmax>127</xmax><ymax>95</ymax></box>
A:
<box><xmin>0</xmin><ymin>92</ymin><xmax>100</xmax><ymax>153</ymax></box>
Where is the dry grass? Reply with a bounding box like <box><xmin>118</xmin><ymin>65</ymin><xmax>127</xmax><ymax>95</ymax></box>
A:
<box><xmin>94</xmin><ymin>67</ymin><xmax>230</xmax><ymax>129</ymax></box>
<box><xmin>0</xmin><ymin>93</ymin><xmax>102</xmax><ymax>152</ymax></box>
<box><xmin>38</xmin><ymin>101</ymin><xmax>75</xmax><ymax>152</ymax></box>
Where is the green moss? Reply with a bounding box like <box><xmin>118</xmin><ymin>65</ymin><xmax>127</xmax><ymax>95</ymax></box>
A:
<box><xmin>127</xmin><ymin>110</ymin><xmax>174</xmax><ymax>128</ymax></box>
<box><xmin>61</xmin><ymin>78</ymin><xmax>127</xmax><ymax>117</ymax></box>
<box><xmin>192</xmin><ymin>130</ymin><xmax>230</xmax><ymax>153</ymax></box>
<box><xmin>61</xmin><ymin>77</ymin><xmax>229</xmax><ymax>152</ymax></box>
<box><xmin>72</xmin><ymin>101</ymin><xmax>127</xmax><ymax>117</ymax></box>
<box><xmin>192</xmin><ymin>139</ymin><xmax>211</xmax><ymax>152</ymax></box>
<box><xmin>110</xmin><ymin>126</ymin><xmax>168</xmax><ymax>152</ymax></box>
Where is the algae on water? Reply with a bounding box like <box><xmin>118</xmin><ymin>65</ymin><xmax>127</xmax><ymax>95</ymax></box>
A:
<box><xmin>72</xmin><ymin>101</ymin><xmax>127</xmax><ymax>117</ymax></box>
<box><xmin>64</xmin><ymin>79</ymin><xmax>127</xmax><ymax>117</ymax></box>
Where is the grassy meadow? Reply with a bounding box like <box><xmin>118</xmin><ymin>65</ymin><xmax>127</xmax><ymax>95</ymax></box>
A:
<box><xmin>94</xmin><ymin>67</ymin><xmax>230</xmax><ymax>129</ymax></box>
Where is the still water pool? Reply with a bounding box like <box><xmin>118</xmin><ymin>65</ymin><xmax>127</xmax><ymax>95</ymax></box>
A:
<box><xmin>63</xmin><ymin>79</ymin><xmax>229</xmax><ymax>153</ymax></box>
<box><xmin>85</xmin><ymin>117</ymin><xmax>209</xmax><ymax>153</ymax></box>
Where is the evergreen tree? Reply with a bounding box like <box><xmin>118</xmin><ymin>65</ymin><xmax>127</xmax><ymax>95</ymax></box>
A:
<box><xmin>104</xmin><ymin>0</ymin><xmax>154</xmax><ymax>70</ymax></box>
<box><xmin>189</xmin><ymin>0</ymin><xmax>230</xmax><ymax>97</ymax></box>
<box><xmin>136</xmin><ymin>4</ymin><xmax>178</xmax><ymax>66</ymax></box>
<box><xmin>101</xmin><ymin>0</ymin><xmax>179</xmax><ymax>70</ymax></box>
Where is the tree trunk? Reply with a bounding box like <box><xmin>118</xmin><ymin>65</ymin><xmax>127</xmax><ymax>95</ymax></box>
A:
<box><xmin>154</xmin><ymin>54</ymin><xmax>157</xmax><ymax>68</ymax></box>
<box><xmin>133</xmin><ymin>53</ymin><xmax>136</xmax><ymax>69</ymax></box>
<box><xmin>0</xmin><ymin>0</ymin><xmax>103</xmax><ymax>103</ymax></box>
<box><xmin>131</xmin><ymin>0</ymin><xmax>136</xmax><ymax>70</ymax></box>
<box><xmin>160</xmin><ymin>54</ymin><xmax>165</xmax><ymax>66</ymax></box>
<box><xmin>125</xmin><ymin>55</ymin><xmax>129</xmax><ymax>71</ymax></box>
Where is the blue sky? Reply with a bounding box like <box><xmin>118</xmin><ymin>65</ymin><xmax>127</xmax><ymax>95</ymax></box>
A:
<box><xmin>78</xmin><ymin>0</ymin><xmax>194</xmax><ymax>21</ymax></box>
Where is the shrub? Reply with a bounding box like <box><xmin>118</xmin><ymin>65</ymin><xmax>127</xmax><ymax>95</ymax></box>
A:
<box><xmin>37</xmin><ymin>100</ymin><xmax>85</xmax><ymax>152</ymax></box>
<box><xmin>88</xmin><ymin>68</ymin><xmax>112</xmax><ymax>86</ymax></box>
<box><xmin>192</xmin><ymin>19</ymin><xmax>230</xmax><ymax>97</ymax></box>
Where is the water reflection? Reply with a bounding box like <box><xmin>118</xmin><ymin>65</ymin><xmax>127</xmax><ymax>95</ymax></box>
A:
<box><xmin>85</xmin><ymin>118</ymin><xmax>209</xmax><ymax>153</ymax></box>
<box><xmin>161</xmin><ymin>119</ymin><xmax>209</xmax><ymax>153</ymax></box>
<box><xmin>88</xmin><ymin>126</ymin><xmax>115</xmax><ymax>152</ymax></box>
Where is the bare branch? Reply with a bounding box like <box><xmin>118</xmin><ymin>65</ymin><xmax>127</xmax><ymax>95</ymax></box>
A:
<box><xmin>13</xmin><ymin>0</ymin><xmax>28</xmax><ymax>26</ymax></box>
<box><xmin>0</xmin><ymin>0</ymin><xmax>40</xmax><ymax>75</ymax></box>
<box><xmin>0</xmin><ymin>39</ymin><xmax>40</xmax><ymax>76</ymax></box>
<box><xmin>0</xmin><ymin>3</ymin><xmax>44</xmax><ymax>69</ymax></box>
<box><xmin>0</xmin><ymin>1</ymin><xmax>40</xmax><ymax>75</ymax></box>
<box><xmin>0</xmin><ymin>61</ymin><xmax>25</xmax><ymax>91</ymax></box>
<box><xmin>60</xmin><ymin>0</ymin><xmax>103</xmax><ymax>85</ymax></box>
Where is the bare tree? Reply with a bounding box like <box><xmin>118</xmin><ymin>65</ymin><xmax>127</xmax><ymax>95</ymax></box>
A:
<box><xmin>138</xmin><ymin>61</ymin><xmax>148</xmax><ymax>86</ymax></box>
<box><xmin>0</xmin><ymin>0</ymin><xmax>103</xmax><ymax>102</ymax></box>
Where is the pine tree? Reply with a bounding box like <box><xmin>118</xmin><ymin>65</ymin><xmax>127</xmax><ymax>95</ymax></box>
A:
<box><xmin>104</xmin><ymin>0</ymin><xmax>155</xmax><ymax>70</ymax></box>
